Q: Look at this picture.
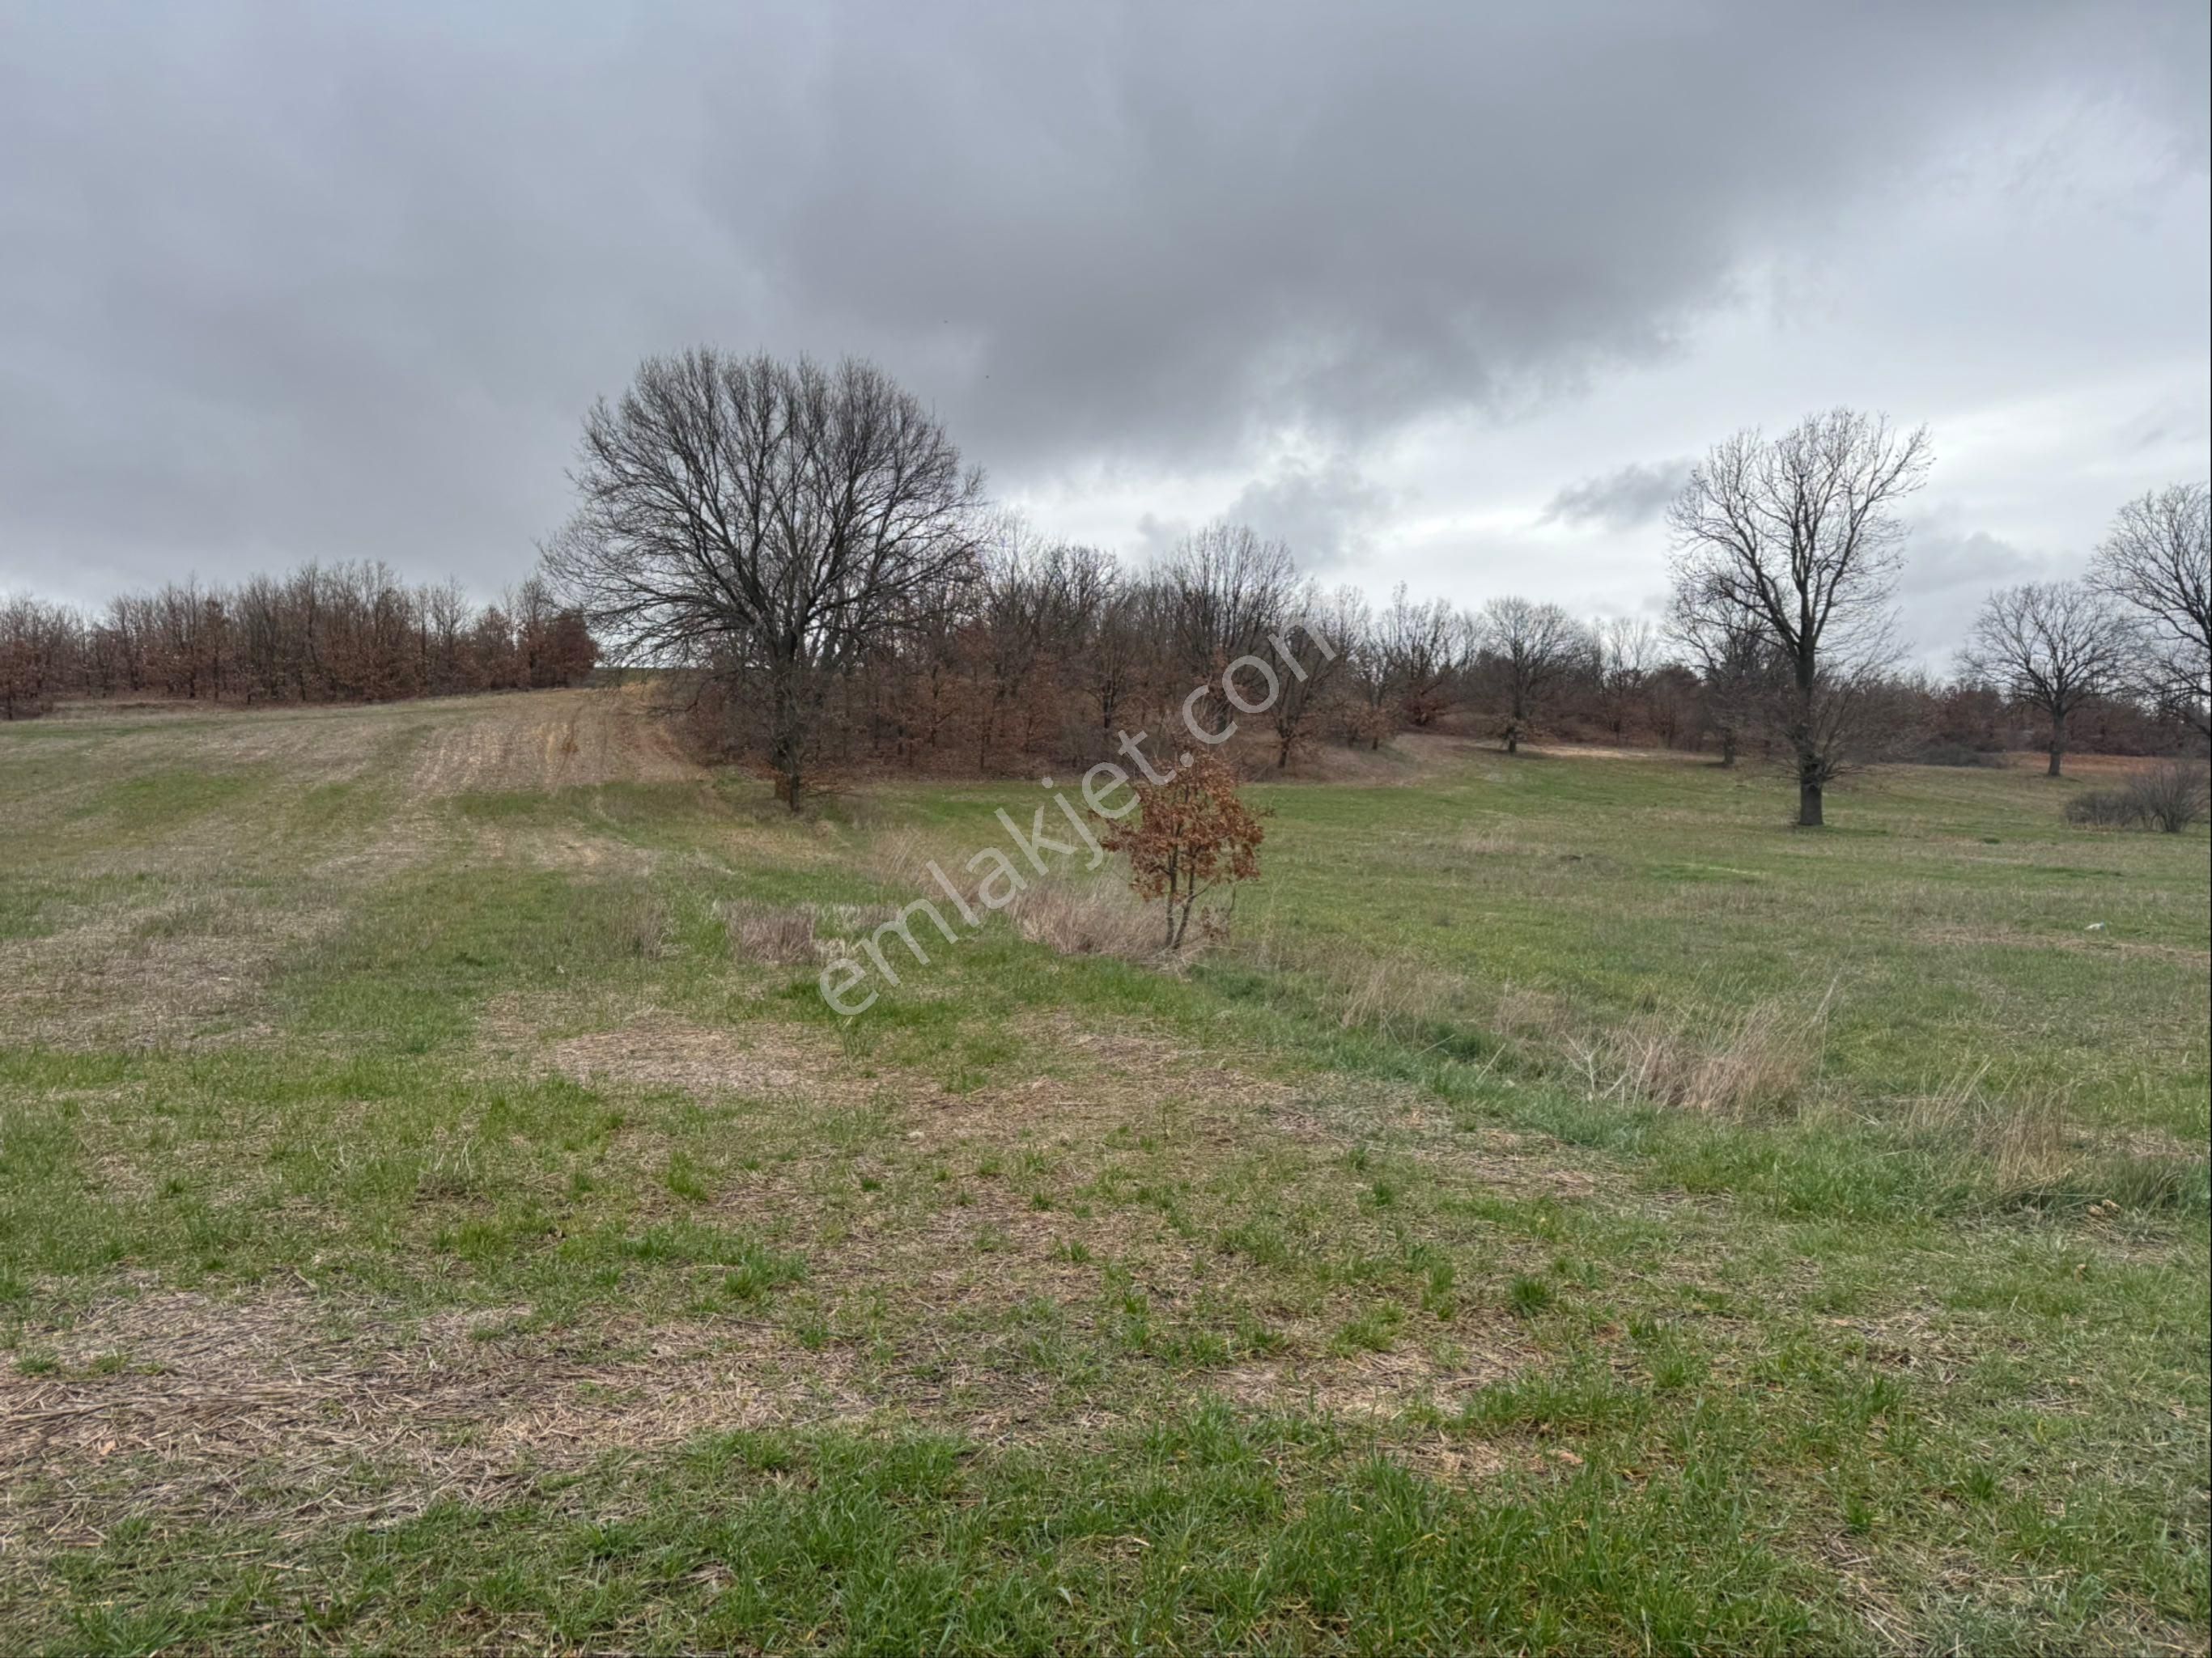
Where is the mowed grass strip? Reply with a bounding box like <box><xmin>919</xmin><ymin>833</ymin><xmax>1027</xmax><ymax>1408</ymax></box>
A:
<box><xmin>0</xmin><ymin>695</ymin><xmax>2205</xmax><ymax>1655</ymax></box>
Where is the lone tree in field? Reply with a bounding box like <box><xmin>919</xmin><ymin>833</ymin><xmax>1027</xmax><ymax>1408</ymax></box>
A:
<box><xmin>1668</xmin><ymin>409</ymin><xmax>1931</xmax><ymax>825</ymax></box>
<box><xmin>1477</xmin><ymin>596</ymin><xmax>1590</xmax><ymax>754</ymax></box>
<box><xmin>1099</xmin><ymin>750</ymin><xmax>1263</xmax><ymax>950</ymax></box>
<box><xmin>2092</xmin><ymin>481</ymin><xmax>2210</xmax><ymax>736</ymax></box>
<box><xmin>1963</xmin><ymin>581</ymin><xmax>2130</xmax><ymax>777</ymax></box>
<box><xmin>545</xmin><ymin>350</ymin><xmax>984</xmax><ymax>808</ymax></box>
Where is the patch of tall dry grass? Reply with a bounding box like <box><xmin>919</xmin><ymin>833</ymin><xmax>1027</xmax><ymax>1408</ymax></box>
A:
<box><xmin>720</xmin><ymin>900</ymin><xmax>822</xmax><ymax>965</ymax></box>
<box><xmin>1283</xmin><ymin>942</ymin><xmax>1836</xmax><ymax>1119</ymax></box>
<box><xmin>1010</xmin><ymin>879</ymin><xmax>1163</xmax><ymax>960</ymax></box>
<box><xmin>719</xmin><ymin>899</ymin><xmax>898</xmax><ymax>966</ymax></box>
<box><xmin>1566</xmin><ymin>985</ymin><xmax>1836</xmax><ymax>1118</ymax></box>
<box><xmin>1901</xmin><ymin>1067</ymin><xmax>2104</xmax><ymax>1202</ymax></box>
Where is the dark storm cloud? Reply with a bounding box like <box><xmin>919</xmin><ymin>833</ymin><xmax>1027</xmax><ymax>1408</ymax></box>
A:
<box><xmin>0</xmin><ymin>0</ymin><xmax>2205</xmax><ymax>598</ymax></box>
<box><xmin>1542</xmin><ymin>460</ymin><xmax>1695</xmax><ymax>532</ymax></box>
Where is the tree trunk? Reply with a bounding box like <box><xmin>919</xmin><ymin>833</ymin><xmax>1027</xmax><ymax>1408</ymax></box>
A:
<box><xmin>1791</xmin><ymin>664</ymin><xmax>1823</xmax><ymax>825</ymax></box>
<box><xmin>2047</xmin><ymin>714</ymin><xmax>2065</xmax><ymax>778</ymax></box>
<box><xmin>1718</xmin><ymin>731</ymin><xmax>1738</xmax><ymax>769</ymax></box>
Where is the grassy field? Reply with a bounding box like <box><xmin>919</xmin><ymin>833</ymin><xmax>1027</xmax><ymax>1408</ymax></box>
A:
<box><xmin>1</xmin><ymin>689</ymin><xmax>2206</xmax><ymax>1656</ymax></box>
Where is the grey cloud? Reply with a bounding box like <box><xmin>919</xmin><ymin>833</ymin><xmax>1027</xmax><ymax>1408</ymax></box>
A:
<box><xmin>1225</xmin><ymin>456</ymin><xmax>1395</xmax><ymax>575</ymax></box>
<box><xmin>1894</xmin><ymin>516</ymin><xmax>2083</xmax><ymax>661</ymax></box>
<box><xmin>0</xmin><ymin>1</ymin><xmax>2206</xmax><ymax>600</ymax></box>
<box><xmin>1542</xmin><ymin>460</ymin><xmax>1693</xmax><ymax>531</ymax></box>
<box><xmin>1902</xmin><ymin>525</ymin><xmax>2051</xmax><ymax>592</ymax></box>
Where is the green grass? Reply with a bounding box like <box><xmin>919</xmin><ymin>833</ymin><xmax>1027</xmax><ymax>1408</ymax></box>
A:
<box><xmin>0</xmin><ymin>696</ymin><xmax>2204</xmax><ymax>1654</ymax></box>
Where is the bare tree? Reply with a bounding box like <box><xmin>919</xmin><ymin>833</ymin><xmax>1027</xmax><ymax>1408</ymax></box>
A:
<box><xmin>1665</xmin><ymin>583</ymin><xmax>1773</xmax><ymax>767</ymax></box>
<box><xmin>2092</xmin><ymin>481</ymin><xmax>2210</xmax><ymax>737</ymax></box>
<box><xmin>1376</xmin><ymin>584</ymin><xmax>1460</xmax><ymax>727</ymax></box>
<box><xmin>1267</xmin><ymin>582</ymin><xmax>1360</xmax><ymax>768</ymax></box>
<box><xmin>1157</xmin><ymin>523</ymin><xmax>1297</xmax><ymax>715</ymax></box>
<box><xmin>1077</xmin><ymin>574</ymin><xmax>1148</xmax><ymax>757</ymax></box>
<box><xmin>1962</xmin><ymin>581</ymin><xmax>2130</xmax><ymax>776</ymax></box>
<box><xmin>1668</xmin><ymin>409</ymin><xmax>1931</xmax><ymax>825</ymax></box>
<box><xmin>544</xmin><ymin>350</ymin><xmax>985</xmax><ymax>808</ymax></box>
<box><xmin>1594</xmin><ymin>614</ymin><xmax>1660</xmax><ymax>739</ymax></box>
<box><xmin>0</xmin><ymin>595</ymin><xmax>75</xmax><ymax>719</ymax></box>
<box><xmin>1476</xmin><ymin>596</ymin><xmax>1592</xmax><ymax>754</ymax></box>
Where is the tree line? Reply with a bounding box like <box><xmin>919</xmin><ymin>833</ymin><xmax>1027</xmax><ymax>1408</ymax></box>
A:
<box><xmin>7</xmin><ymin>350</ymin><xmax>2202</xmax><ymax>829</ymax></box>
<box><xmin>547</xmin><ymin>350</ymin><xmax>2210</xmax><ymax>816</ymax></box>
<box><xmin>0</xmin><ymin>562</ymin><xmax>600</xmax><ymax>719</ymax></box>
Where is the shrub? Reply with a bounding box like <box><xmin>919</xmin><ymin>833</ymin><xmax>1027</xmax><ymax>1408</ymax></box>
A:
<box><xmin>2064</xmin><ymin>788</ymin><xmax>2140</xmax><ymax>828</ymax></box>
<box><xmin>2064</xmin><ymin>762</ymin><xmax>2210</xmax><ymax>833</ymax></box>
<box><xmin>2128</xmin><ymin>760</ymin><xmax>2210</xmax><ymax>833</ymax></box>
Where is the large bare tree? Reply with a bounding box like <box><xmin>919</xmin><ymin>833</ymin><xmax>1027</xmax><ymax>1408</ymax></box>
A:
<box><xmin>1962</xmin><ymin>581</ymin><xmax>2130</xmax><ymax>776</ymax></box>
<box><xmin>1668</xmin><ymin>409</ymin><xmax>1931</xmax><ymax>825</ymax></box>
<box><xmin>544</xmin><ymin>350</ymin><xmax>984</xmax><ymax>808</ymax></box>
<box><xmin>2091</xmin><ymin>481</ymin><xmax>2210</xmax><ymax>736</ymax></box>
<box><xmin>1475</xmin><ymin>596</ymin><xmax>1592</xmax><ymax>754</ymax></box>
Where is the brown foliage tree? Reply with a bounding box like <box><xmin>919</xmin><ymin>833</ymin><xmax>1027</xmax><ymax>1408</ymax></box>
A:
<box><xmin>1098</xmin><ymin>750</ymin><xmax>1263</xmax><ymax>950</ymax></box>
<box><xmin>0</xmin><ymin>561</ymin><xmax>599</xmax><ymax>719</ymax></box>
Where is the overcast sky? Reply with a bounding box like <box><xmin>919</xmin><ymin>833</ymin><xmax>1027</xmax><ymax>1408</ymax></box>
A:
<box><xmin>3</xmin><ymin>1</ymin><xmax>2206</xmax><ymax>661</ymax></box>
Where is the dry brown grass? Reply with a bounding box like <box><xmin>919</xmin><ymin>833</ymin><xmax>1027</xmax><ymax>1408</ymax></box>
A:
<box><xmin>1010</xmin><ymin>878</ymin><xmax>1163</xmax><ymax>959</ymax></box>
<box><xmin>720</xmin><ymin>897</ymin><xmax>826</xmax><ymax>965</ymax></box>
<box><xmin>1454</xmin><ymin>825</ymin><xmax>1526</xmax><ymax>856</ymax></box>
<box><xmin>720</xmin><ymin>898</ymin><xmax>905</xmax><ymax>966</ymax></box>
<box><xmin>408</xmin><ymin>685</ymin><xmax>701</xmax><ymax>798</ymax></box>
<box><xmin>1573</xmin><ymin>987</ymin><xmax>1836</xmax><ymax>1117</ymax></box>
<box><xmin>1318</xmin><ymin>957</ymin><xmax>1472</xmax><ymax>1039</ymax></box>
<box><xmin>545</xmin><ymin>1011</ymin><xmax>839</xmax><ymax>1098</ymax></box>
<box><xmin>0</xmin><ymin>893</ymin><xmax>324</xmax><ymax>1051</ymax></box>
<box><xmin>1220</xmin><ymin>1340</ymin><xmax>1525</xmax><ymax>1423</ymax></box>
<box><xmin>0</xmin><ymin>1287</ymin><xmax>870</xmax><ymax>1553</ymax></box>
<box><xmin>1899</xmin><ymin>1071</ymin><xmax>2091</xmax><ymax>1201</ymax></box>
